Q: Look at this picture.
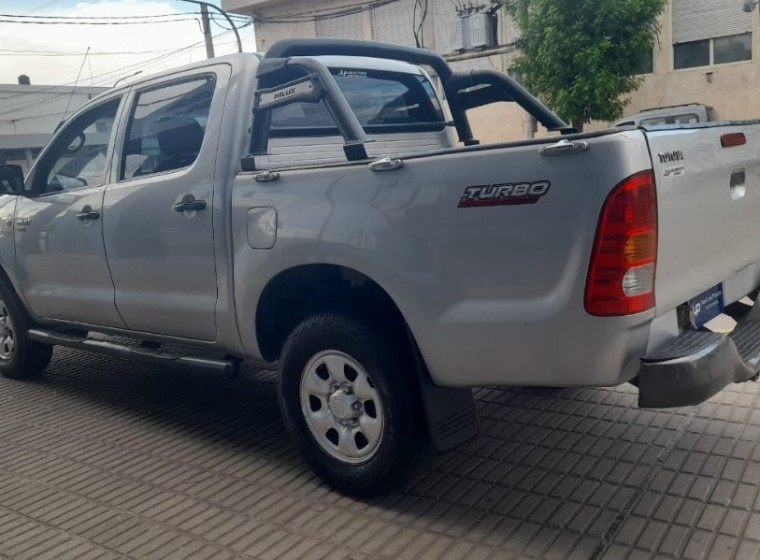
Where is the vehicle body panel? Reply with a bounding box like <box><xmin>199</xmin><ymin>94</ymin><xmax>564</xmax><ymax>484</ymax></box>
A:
<box><xmin>647</xmin><ymin>123</ymin><xmax>760</xmax><ymax>316</ymax></box>
<box><xmin>233</xmin><ymin>130</ymin><xmax>656</xmax><ymax>387</ymax></box>
<box><xmin>102</xmin><ymin>65</ymin><xmax>232</xmax><ymax>340</ymax></box>
<box><xmin>14</xmin><ymin>187</ymin><xmax>126</xmax><ymax>326</ymax></box>
<box><xmin>13</xmin><ymin>93</ymin><xmax>128</xmax><ymax>327</ymax></box>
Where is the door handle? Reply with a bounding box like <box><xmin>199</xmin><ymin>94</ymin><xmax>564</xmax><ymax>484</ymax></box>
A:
<box><xmin>539</xmin><ymin>139</ymin><xmax>589</xmax><ymax>157</ymax></box>
<box><xmin>76</xmin><ymin>205</ymin><xmax>100</xmax><ymax>221</ymax></box>
<box><xmin>173</xmin><ymin>195</ymin><xmax>207</xmax><ymax>213</ymax></box>
<box><xmin>369</xmin><ymin>157</ymin><xmax>404</xmax><ymax>172</ymax></box>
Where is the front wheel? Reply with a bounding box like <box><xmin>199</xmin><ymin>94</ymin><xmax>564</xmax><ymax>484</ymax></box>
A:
<box><xmin>278</xmin><ymin>313</ymin><xmax>427</xmax><ymax>496</ymax></box>
<box><xmin>0</xmin><ymin>280</ymin><xmax>52</xmax><ymax>379</ymax></box>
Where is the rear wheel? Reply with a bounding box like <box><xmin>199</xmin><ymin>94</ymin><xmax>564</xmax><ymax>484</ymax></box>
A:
<box><xmin>0</xmin><ymin>280</ymin><xmax>52</xmax><ymax>379</ymax></box>
<box><xmin>278</xmin><ymin>313</ymin><xmax>426</xmax><ymax>496</ymax></box>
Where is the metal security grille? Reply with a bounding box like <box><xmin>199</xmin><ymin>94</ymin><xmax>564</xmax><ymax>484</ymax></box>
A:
<box><xmin>672</xmin><ymin>0</ymin><xmax>752</xmax><ymax>43</ymax></box>
<box><xmin>316</xmin><ymin>12</ymin><xmax>364</xmax><ymax>40</ymax></box>
<box><xmin>372</xmin><ymin>0</ymin><xmax>417</xmax><ymax>46</ymax></box>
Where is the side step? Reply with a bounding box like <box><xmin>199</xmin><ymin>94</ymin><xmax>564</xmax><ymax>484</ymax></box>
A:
<box><xmin>28</xmin><ymin>329</ymin><xmax>240</xmax><ymax>377</ymax></box>
<box><xmin>638</xmin><ymin>304</ymin><xmax>760</xmax><ymax>408</ymax></box>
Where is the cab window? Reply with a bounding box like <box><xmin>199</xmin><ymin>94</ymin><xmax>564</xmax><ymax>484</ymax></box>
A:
<box><xmin>270</xmin><ymin>69</ymin><xmax>445</xmax><ymax>136</ymax></box>
<box><xmin>31</xmin><ymin>99</ymin><xmax>120</xmax><ymax>196</ymax></box>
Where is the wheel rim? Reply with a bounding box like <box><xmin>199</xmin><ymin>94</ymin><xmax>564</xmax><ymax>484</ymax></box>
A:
<box><xmin>300</xmin><ymin>350</ymin><xmax>384</xmax><ymax>464</ymax></box>
<box><xmin>0</xmin><ymin>299</ymin><xmax>15</xmax><ymax>362</ymax></box>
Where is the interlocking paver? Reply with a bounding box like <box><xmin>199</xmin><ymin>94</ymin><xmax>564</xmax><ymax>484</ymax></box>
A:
<box><xmin>2</xmin><ymin>349</ymin><xmax>760</xmax><ymax>559</ymax></box>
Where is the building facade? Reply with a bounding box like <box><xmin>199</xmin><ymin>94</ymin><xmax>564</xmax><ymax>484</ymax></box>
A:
<box><xmin>222</xmin><ymin>0</ymin><xmax>760</xmax><ymax>142</ymax></box>
<box><xmin>0</xmin><ymin>81</ymin><xmax>107</xmax><ymax>172</ymax></box>
<box><xmin>624</xmin><ymin>0</ymin><xmax>759</xmax><ymax>126</ymax></box>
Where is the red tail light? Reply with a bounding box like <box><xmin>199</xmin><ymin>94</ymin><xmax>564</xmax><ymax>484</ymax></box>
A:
<box><xmin>721</xmin><ymin>133</ymin><xmax>746</xmax><ymax>148</ymax></box>
<box><xmin>585</xmin><ymin>171</ymin><xmax>657</xmax><ymax>316</ymax></box>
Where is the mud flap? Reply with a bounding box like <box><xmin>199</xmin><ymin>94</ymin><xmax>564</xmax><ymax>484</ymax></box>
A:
<box><xmin>407</xmin><ymin>327</ymin><xmax>479</xmax><ymax>452</ymax></box>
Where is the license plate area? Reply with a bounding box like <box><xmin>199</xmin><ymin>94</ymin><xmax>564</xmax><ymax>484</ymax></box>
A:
<box><xmin>689</xmin><ymin>284</ymin><xmax>724</xmax><ymax>329</ymax></box>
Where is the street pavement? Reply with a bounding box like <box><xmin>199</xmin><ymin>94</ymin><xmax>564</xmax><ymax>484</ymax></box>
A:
<box><xmin>0</xmin><ymin>347</ymin><xmax>759</xmax><ymax>560</ymax></box>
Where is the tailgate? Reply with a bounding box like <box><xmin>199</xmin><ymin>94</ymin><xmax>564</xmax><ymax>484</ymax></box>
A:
<box><xmin>646</xmin><ymin>123</ymin><xmax>760</xmax><ymax>315</ymax></box>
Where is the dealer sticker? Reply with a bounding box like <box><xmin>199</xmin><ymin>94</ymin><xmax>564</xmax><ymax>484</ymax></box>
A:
<box><xmin>688</xmin><ymin>284</ymin><xmax>724</xmax><ymax>329</ymax></box>
<box><xmin>664</xmin><ymin>165</ymin><xmax>685</xmax><ymax>178</ymax></box>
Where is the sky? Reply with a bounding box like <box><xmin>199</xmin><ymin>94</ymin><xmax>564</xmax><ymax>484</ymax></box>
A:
<box><xmin>0</xmin><ymin>0</ymin><xmax>257</xmax><ymax>86</ymax></box>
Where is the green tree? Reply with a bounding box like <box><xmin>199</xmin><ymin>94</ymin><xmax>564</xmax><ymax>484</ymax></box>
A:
<box><xmin>502</xmin><ymin>0</ymin><xmax>666</xmax><ymax>130</ymax></box>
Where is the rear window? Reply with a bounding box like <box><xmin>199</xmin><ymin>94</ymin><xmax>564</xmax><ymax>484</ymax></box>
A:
<box><xmin>270</xmin><ymin>69</ymin><xmax>445</xmax><ymax>136</ymax></box>
<box><xmin>641</xmin><ymin>113</ymin><xmax>699</xmax><ymax>126</ymax></box>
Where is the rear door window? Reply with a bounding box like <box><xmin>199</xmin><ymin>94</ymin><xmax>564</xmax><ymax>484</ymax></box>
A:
<box><xmin>270</xmin><ymin>69</ymin><xmax>445</xmax><ymax>136</ymax></box>
<box><xmin>121</xmin><ymin>76</ymin><xmax>215</xmax><ymax>180</ymax></box>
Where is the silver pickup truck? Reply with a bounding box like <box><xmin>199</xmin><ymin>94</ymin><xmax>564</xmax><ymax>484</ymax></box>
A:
<box><xmin>1</xmin><ymin>39</ymin><xmax>760</xmax><ymax>495</ymax></box>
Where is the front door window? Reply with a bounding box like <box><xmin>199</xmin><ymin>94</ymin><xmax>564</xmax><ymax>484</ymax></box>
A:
<box><xmin>30</xmin><ymin>99</ymin><xmax>119</xmax><ymax>196</ymax></box>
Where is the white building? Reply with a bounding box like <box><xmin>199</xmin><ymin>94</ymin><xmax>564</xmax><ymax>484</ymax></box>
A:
<box><xmin>0</xmin><ymin>79</ymin><xmax>107</xmax><ymax>172</ymax></box>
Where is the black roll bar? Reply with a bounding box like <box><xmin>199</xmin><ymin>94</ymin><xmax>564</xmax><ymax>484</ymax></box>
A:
<box><xmin>260</xmin><ymin>38</ymin><xmax>476</xmax><ymax>145</ymax></box>
<box><xmin>246</xmin><ymin>38</ymin><xmax>573</xmax><ymax>171</ymax></box>
<box><xmin>252</xmin><ymin>58</ymin><xmax>369</xmax><ymax>161</ymax></box>
<box><xmin>448</xmin><ymin>69</ymin><xmax>572</xmax><ymax>132</ymax></box>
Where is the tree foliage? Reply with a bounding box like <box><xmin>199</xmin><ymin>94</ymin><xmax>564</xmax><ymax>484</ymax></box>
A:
<box><xmin>502</xmin><ymin>0</ymin><xmax>666</xmax><ymax>130</ymax></box>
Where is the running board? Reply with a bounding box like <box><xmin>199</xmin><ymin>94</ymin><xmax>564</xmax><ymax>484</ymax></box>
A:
<box><xmin>28</xmin><ymin>329</ymin><xmax>239</xmax><ymax>377</ymax></box>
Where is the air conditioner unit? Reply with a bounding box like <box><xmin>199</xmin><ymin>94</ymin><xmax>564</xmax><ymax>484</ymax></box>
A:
<box><xmin>469</xmin><ymin>12</ymin><xmax>495</xmax><ymax>49</ymax></box>
<box><xmin>448</xmin><ymin>16</ymin><xmax>466</xmax><ymax>52</ymax></box>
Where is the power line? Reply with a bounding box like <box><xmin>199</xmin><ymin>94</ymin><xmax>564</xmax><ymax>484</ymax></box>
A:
<box><xmin>0</xmin><ymin>17</ymin><xmax>203</xmax><ymax>26</ymax></box>
<box><xmin>0</xmin><ymin>12</ymin><xmax>193</xmax><ymax>19</ymax></box>
<box><xmin>0</xmin><ymin>12</ymin><xmax>250</xmax><ymax>23</ymax></box>
<box><xmin>0</xmin><ymin>30</ymin><xmax>237</xmax><ymax>119</ymax></box>
<box><xmin>0</xmin><ymin>41</ymin><xmax>203</xmax><ymax>108</ymax></box>
<box><xmin>256</xmin><ymin>0</ymin><xmax>399</xmax><ymax>23</ymax></box>
<box><xmin>208</xmin><ymin>15</ymin><xmax>253</xmax><ymax>32</ymax></box>
<box><xmin>61</xmin><ymin>46</ymin><xmax>90</xmax><ymax>122</ymax></box>
<box><xmin>0</xmin><ymin>48</ymin><xmax>187</xmax><ymax>56</ymax></box>
<box><xmin>0</xmin><ymin>11</ymin><xmax>248</xmax><ymax>20</ymax></box>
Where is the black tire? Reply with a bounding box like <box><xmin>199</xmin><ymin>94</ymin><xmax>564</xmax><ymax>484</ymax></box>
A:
<box><xmin>0</xmin><ymin>279</ymin><xmax>52</xmax><ymax>379</ymax></box>
<box><xmin>278</xmin><ymin>312</ymin><xmax>427</xmax><ymax>496</ymax></box>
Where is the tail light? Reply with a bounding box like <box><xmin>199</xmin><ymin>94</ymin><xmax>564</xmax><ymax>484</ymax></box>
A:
<box><xmin>585</xmin><ymin>171</ymin><xmax>657</xmax><ymax>316</ymax></box>
<box><xmin>721</xmin><ymin>133</ymin><xmax>746</xmax><ymax>148</ymax></box>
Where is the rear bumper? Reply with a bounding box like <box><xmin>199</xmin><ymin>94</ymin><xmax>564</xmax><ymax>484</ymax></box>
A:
<box><xmin>638</xmin><ymin>319</ymin><xmax>760</xmax><ymax>408</ymax></box>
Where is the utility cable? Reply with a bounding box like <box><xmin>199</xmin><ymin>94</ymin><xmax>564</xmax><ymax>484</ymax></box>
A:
<box><xmin>256</xmin><ymin>0</ymin><xmax>400</xmax><ymax>23</ymax></box>
<box><xmin>0</xmin><ymin>17</ymin><xmax>203</xmax><ymax>25</ymax></box>
<box><xmin>60</xmin><ymin>46</ymin><xmax>90</xmax><ymax>123</ymax></box>
<box><xmin>0</xmin><ymin>30</ymin><xmax>236</xmax><ymax>120</ymax></box>
<box><xmin>0</xmin><ymin>11</ymin><xmax>244</xmax><ymax>20</ymax></box>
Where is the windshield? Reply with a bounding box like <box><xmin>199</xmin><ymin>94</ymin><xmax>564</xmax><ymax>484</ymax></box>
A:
<box><xmin>270</xmin><ymin>68</ymin><xmax>445</xmax><ymax>135</ymax></box>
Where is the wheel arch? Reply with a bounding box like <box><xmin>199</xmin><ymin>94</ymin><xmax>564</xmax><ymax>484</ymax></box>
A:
<box><xmin>255</xmin><ymin>263</ymin><xmax>409</xmax><ymax>363</ymax></box>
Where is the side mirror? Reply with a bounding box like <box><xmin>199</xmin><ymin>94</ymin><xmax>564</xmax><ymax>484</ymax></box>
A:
<box><xmin>0</xmin><ymin>164</ymin><xmax>24</xmax><ymax>195</ymax></box>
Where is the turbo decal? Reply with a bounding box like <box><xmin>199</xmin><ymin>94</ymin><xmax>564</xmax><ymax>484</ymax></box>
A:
<box><xmin>458</xmin><ymin>180</ymin><xmax>551</xmax><ymax>208</ymax></box>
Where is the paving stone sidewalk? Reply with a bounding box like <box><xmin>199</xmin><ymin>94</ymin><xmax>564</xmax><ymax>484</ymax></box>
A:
<box><xmin>1</xmin><ymin>348</ymin><xmax>759</xmax><ymax>559</ymax></box>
